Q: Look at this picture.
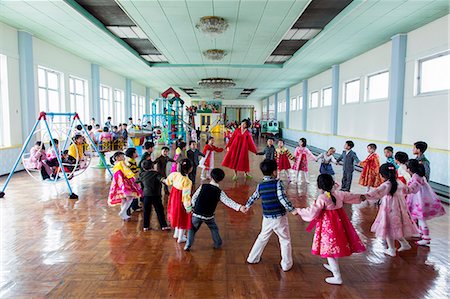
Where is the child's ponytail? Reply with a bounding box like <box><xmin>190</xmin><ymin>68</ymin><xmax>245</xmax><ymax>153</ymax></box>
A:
<box><xmin>406</xmin><ymin>159</ymin><xmax>426</xmax><ymax>177</ymax></box>
<box><xmin>379</xmin><ymin>163</ymin><xmax>398</xmax><ymax>196</ymax></box>
<box><xmin>110</xmin><ymin>151</ymin><xmax>124</xmax><ymax>165</ymax></box>
<box><xmin>179</xmin><ymin>158</ymin><xmax>192</xmax><ymax>176</ymax></box>
<box><xmin>317</xmin><ymin>174</ymin><xmax>337</xmax><ymax>205</ymax></box>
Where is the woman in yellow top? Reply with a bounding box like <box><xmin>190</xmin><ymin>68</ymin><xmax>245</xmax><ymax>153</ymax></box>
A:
<box><xmin>164</xmin><ymin>158</ymin><xmax>193</xmax><ymax>243</ymax></box>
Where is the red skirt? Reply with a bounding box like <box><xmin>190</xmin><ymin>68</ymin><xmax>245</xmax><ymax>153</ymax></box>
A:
<box><xmin>167</xmin><ymin>187</ymin><xmax>192</xmax><ymax>229</ymax></box>
<box><xmin>307</xmin><ymin>208</ymin><xmax>366</xmax><ymax>258</ymax></box>
<box><xmin>277</xmin><ymin>154</ymin><xmax>291</xmax><ymax>171</ymax></box>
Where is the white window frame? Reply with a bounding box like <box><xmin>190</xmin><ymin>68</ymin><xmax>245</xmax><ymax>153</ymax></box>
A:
<box><xmin>0</xmin><ymin>54</ymin><xmax>10</xmax><ymax>147</ymax></box>
<box><xmin>131</xmin><ymin>93</ymin><xmax>138</xmax><ymax>121</ymax></box>
<box><xmin>114</xmin><ymin>89</ymin><xmax>124</xmax><ymax>124</ymax></box>
<box><xmin>290</xmin><ymin>97</ymin><xmax>297</xmax><ymax>111</ymax></box>
<box><xmin>416</xmin><ymin>50</ymin><xmax>450</xmax><ymax>95</ymax></box>
<box><xmin>310</xmin><ymin>91</ymin><xmax>319</xmax><ymax>108</ymax></box>
<box><xmin>366</xmin><ymin>70</ymin><xmax>389</xmax><ymax>102</ymax></box>
<box><xmin>298</xmin><ymin>95</ymin><xmax>303</xmax><ymax>110</ymax></box>
<box><xmin>37</xmin><ymin>66</ymin><xmax>64</xmax><ymax>113</ymax></box>
<box><xmin>343</xmin><ymin>79</ymin><xmax>361</xmax><ymax>104</ymax></box>
<box><xmin>69</xmin><ymin>75</ymin><xmax>88</xmax><ymax>122</ymax></box>
<box><xmin>100</xmin><ymin>84</ymin><xmax>111</xmax><ymax>124</ymax></box>
<box><xmin>322</xmin><ymin>86</ymin><xmax>332</xmax><ymax>107</ymax></box>
<box><xmin>138</xmin><ymin>95</ymin><xmax>145</xmax><ymax>118</ymax></box>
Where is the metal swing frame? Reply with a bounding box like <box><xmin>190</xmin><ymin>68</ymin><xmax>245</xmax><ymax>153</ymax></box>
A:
<box><xmin>0</xmin><ymin>111</ymin><xmax>113</xmax><ymax>199</ymax></box>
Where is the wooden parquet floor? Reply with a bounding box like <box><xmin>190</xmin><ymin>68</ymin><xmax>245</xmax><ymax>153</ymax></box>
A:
<box><xmin>0</xmin><ymin>136</ymin><xmax>449</xmax><ymax>298</ymax></box>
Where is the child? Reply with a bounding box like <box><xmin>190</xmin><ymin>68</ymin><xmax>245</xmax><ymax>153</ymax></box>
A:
<box><xmin>199</xmin><ymin>137</ymin><xmax>223</xmax><ymax>180</ymax></box>
<box><xmin>316</xmin><ymin>147</ymin><xmax>337</xmax><ymax>176</ymax></box>
<box><xmin>274</xmin><ymin>139</ymin><xmax>294</xmax><ymax>181</ymax></box>
<box><xmin>138</xmin><ymin>141</ymin><xmax>155</xmax><ymax>169</ymax></box>
<box><xmin>336</xmin><ymin>140</ymin><xmax>360</xmax><ymax>192</ymax></box>
<box><xmin>108</xmin><ymin>151</ymin><xmax>143</xmax><ymax>221</ymax></box>
<box><xmin>185</xmin><ymin>168</ymin><xmax>246</xmax><ymax>251</ymax></box>
<box><xmin>406</xmin><ymin>159</ymin><xmax>446</xmax><ymax>246</ymax></box>
<box><xmin>111</xmin><ymin>126</ymin><xmax>119</xmax><ymax>140</ymax></box>
<box><xmin>358</xmin><ymin>143</ymin><xmax>383</xmax><ymax>192</ymax></box>
<box><xmin>394</xmin><ymin>151</ymin><xmax>411</xmax><ymax>184</ymax></box>
<box><xmin>171</xmin><ymin>141</ymin><xmax>187</xmax><ymax>173</ymax></box>
<box><xmin>125</xmin><ymin>148</ymin><xmax>141</xmax><ymax>213</ymax></box>
<box><xmin>222</xmin><ymin>119</ymin><xmax>257</xmax><ymax>181</ymax></box>
<box><xmin>99</xmin><ymin>127</ymin><xmax>112</xmax><ymax>142</ymax></box>
<box><xmin>292</xmin><ymin>138</ymin><xmax>317</xmax><ymax>184</ymax></box>
<box><xmin>164</xmin><ymin>159</ymin><xmax>193</xmax><ymax>243</ymax></box>
<box><xmin>26</xmin><ymin>141</ymin><xmax>53</xmax><ymax>180</ymax></box>
<box><xmin>256</xmin><ymin>137</ymin><xmax>275</xmax><ymax>160</ymax></box>
<box><xmin>245</xmin><ymin>159</ymin><xmax>297</xmax><ymax>272</ymax></box>
<box><xmin>365</xmin><ymin>163</ymin><xmax>420</xmax><ymax>256</ymax></box>
<box><xmin>155</xmin><ymin>146</ymin><xmax>176</xmax><ymax>204</ymax></box>
<box><xmin>413</xmin><ymin>141</ymin><xmax>430</xmax><ymax>182</ymax></box>
<box><xmin>186</xmin><ymin>140</ymin><xmax>205</xmax><ymax>184</ymax></box>
<box><xmin>137</xmin><ymin>160</ymin><xmax>170</xmax><ymax>231</ymax></box>
<box><xmin>68</xmin><ymin>135</ymin><xmax>86</xmax><ymax>168</ymax></box>
<box><xmin>384</xmin><ymin>146</ymin><xmax>398</xmax><ymax>168</ymax></box>
<box><xmin>297</xmin><ymin>174</ymin><xmax>366</xmax><ymax>285</ymax></box>
<box><xmin>121</xmin><ymin>123</ymin><xmax>128</xmax><ymax>141</ymax></box>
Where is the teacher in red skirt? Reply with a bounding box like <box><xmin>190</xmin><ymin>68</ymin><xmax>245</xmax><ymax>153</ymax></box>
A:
<box><xmin>222</xmin><ymin>119</ymin><xmax>257</xmax><ymax>181</ymax></box>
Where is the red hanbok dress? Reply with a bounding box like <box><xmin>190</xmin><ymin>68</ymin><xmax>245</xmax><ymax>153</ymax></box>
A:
<box><xmin>298</xmin><ymin>191</ymin><xmax>366</xmax><ymax>258</ymax></box>
<box><xmin>166</xmin><ymin>172</ymin><xmax>193</xmax><ymax>229</ymax></box>
<box><xmin>275</xmin><ymin>147</ymin><xmax>294</xmax><ymax>171</ymax></box>
<box><xmin>200</xmin><ymin>144</ymin><xmax>224</xmax><ymax>170</ymax></box>
<box><xmin>359</xmin><ymin>153</ymin><xmax>383</xmax><ymax>187</ymax></box>
<box><xmin>222</xmin><ymin>128</ymin><xmax>257</xmax><ymax>172</ymax></box>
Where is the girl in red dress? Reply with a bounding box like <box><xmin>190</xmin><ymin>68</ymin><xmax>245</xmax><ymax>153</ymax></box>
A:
<box><xmin>274</xmin><ymin>139</ymin><xmax>295</xmax><ymax>181</ymax></box>
<box><xmin>359</xmin><ymin>143</ymin><xmax>383</xmax><ymax>192</ymax></box>
<box><xmin>199</xmin><ymin>137</ymin><xmax>224</xmax><ymax>180</ymax></box>
<box><xmin>164</xmin><ymin>159</ymin><xmax>193</xmax><ymax>243</ymax></box>
<box><xmin>222</xmin><ymin>119</ymin><xmax>257</xmax><ymax>181</ymax></box>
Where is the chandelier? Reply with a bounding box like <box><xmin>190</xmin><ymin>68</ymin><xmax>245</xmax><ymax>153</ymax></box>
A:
<box><xmin>198</xmin><ymin>78</ymin><xmax>235</xmax><ymax>89</ymax></box>
<box><xmin>213</xmin><ymin>91</ymin><xmax>223</xmax><ymax>98</ymax></box>
<box><xmin>196</xmin><ymin>16</ymin><xmax>229</xmax><ymax>37</ymax></box>
<box><xmin>203</xmin><ymin>49</ymin><xmax>227</xmax><ymax>60</ymax></box>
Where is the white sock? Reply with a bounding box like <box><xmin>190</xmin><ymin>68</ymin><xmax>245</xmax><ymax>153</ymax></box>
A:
<box><xmin>325</xmin><ymin>258</ymin><xmax>342</xmax><ymax>284</ymax></box>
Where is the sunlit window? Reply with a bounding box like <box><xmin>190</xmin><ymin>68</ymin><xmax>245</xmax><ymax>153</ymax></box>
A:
<box><xmin>344</xmin><ymin>79</ymin><xmax>360</xmax><ymax>104</ymax></box>
<box><xmin>367</xmin><ymin>71</ymin><xmax>389</xmax><ymax>101</ymax></box>
<box><xmin>418</xmin><ymin>51</ymin><xmax>450</xmax><ymax>94</ymax></box>
<box><xmin>69</xmin><ymin>76</ymin><xmax>88</xmax><ymax>121</ymax></box>
<box><xmin>310</xmin><ymin>91</ymin><xmax>319</xmax><ymax>108</ymax></box>
<box><xmin>322</xmin><ymin>87</ymin><xmax>332</xmax><ymax>106</ymax></box>
<box><xmin>100</xmin><ymin>85</ymin><xmax>111</xmax><ymax>124</ymax></box>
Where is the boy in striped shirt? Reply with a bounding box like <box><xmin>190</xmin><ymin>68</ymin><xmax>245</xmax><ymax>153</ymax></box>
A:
<box><xmin>245</xmin><ymin>159</ymin><xmax>297</xmax><ymax>272</ymax></box>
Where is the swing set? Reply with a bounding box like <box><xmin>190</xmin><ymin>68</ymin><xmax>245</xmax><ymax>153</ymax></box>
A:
<box><xmin>0</xmin><ymin>111</ymin><xmax>113</xmax><ymax>199</ymax></box>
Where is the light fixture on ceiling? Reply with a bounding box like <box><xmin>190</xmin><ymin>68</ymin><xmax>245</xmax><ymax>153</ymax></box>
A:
<box><xmin>141</xmin><ymin>54</ymin><xmax>168</xmax><ymax>62</ymax></box>
<box><xmin>107</xmin><ymin>26</ymin><xmax>147</xmax><ymax>39</ymax></box>
<box><xmin>283</xmin><ymin>28</ymin><xmax>321</xmax><ymax>40</ymax></box>
<box><xmin>198</xmin><ymin>78</ymin><xmax>235</xmax><ymax>89</ymax></box>
<box><xmin>196</xmin><ymin>16</ymin><xmax>229</xmax><ymax>37</ymax></box>
<box><xmin>266</xmin><ymin>55</ymin><xmax>291</xmax><ymax>63</ymax></box>
<box><xmin>213</xmin><ymin>91</ymin><xmax>223</xmax><ymax>98</ymax></box>
<box><xmin>203</xmin><ymin>49</ymin><xmax>227</xmax><ymax>60</ymax></box>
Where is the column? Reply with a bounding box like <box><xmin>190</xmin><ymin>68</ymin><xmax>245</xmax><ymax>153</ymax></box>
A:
<box><xmin>266</xmin><ymin>98</ymin><xmax>269</xmax><ymax>119</ymax></box>
<box><xmin>388</xmin><ymin>34</ymin><xmax>407</xmax><ymax>144</ymax></box>
<box><xmin>302</xmin><ymin>79</ymin><xmax>308</xmax><ymax>131</ymax></box>
<box><xmin>18</xmin><ymin>31</ymin><xmax>37</xmax><ymax>143</ymax></box>
<box><xmin>274</xmin><ymin>93</ymin><xmax>278</xmax><ymax>119</ymax></box>
<box><xmin>125</xmin><ymin>78</ymin><xmax>132</xmax><ymax>119</ymax></box>
<box><xmin>331</xmin><ymin>64</ymin><xmax>340</xmax><ymax>135</ymax></box>
<box><xmin>285</xmin><ymin>87</ymin><xmax>290</xmax><ymax>129</ymax></box>
<box><xmin>145</xmin><ymin>87</ymin><xmax>151</xmax><ymax>114</ymax></box>
<box><xmin>91</xmin><ymin>64</ymin><xmax>100</xmax><ymax>122</ymax></box>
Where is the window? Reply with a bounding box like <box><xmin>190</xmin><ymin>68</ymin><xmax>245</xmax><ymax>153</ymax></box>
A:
<box><xmin>100</xmin><ymin>85</ymin><xmax>111</xmax><ymax>124</ymax></box>
<box><xmin>38</xmin><ymin>66</ymin><xmax>63</xmax><ymax>113</ymax></box>
<box><xmin>290</xmin><ymin>97</ymin><xmax>297</xmax><ymax>111</ymax></box>
<box><xmin>310</xmin><ymin>91</ymin><xmax>319</xmax><ymax>108</ymax></box>
<box><xmin>367</xmin><ymin>71</ymin><xmax>389</xmax><ymax>101</ymax></box>
<box><xmin>114</xmin><ymin>89</ymin><xmax>124</xmax><ymax>124</ymax></box>
<box><xmin>298</xmin><ymin>96</ymin><xmax>303</xmax><ymax>110</ymax></box>
<box><xmin>322</xmin><ymin>87</ymin><xmax>332</xmax><ymax>106</ymax></box>
<box><xmin>131</xmin><ymin>94</ymin><xmax>138</xmax><ymax>120</ymax></box>
<box><xmin>138</xmin><ymin>95</ymin><xmax>145</xmax><ymax>118</ymax></box>
<box><xmin>0</xmin><ymin>54</ymin><xmax>9</xmax><ymax>147</ymax></box>
<box><xmin>278</xmin><ymin>99</ymin><xmax>286</xmax><ymax>112</ymax></box>
<box><xmin>418</xmin><ymin>51</ymin><xmax>450</xmax><ymax>94</ymax></box>
<box><xmin>268</xmin><ymin>101</ymin><xmax>275</xmax><ymax>118</ymax></box>
<box><xmin>69</xmin><ymin>76</ymin><xmax>88</xmax><ymax>122</ymax></box>
<box><xmin>344</xmin><ymin>79</ymin><xmax>360</xmax><ymax>104</ymax></box>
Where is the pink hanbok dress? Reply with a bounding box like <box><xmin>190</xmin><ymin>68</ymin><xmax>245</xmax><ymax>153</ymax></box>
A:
<box><xmin>406</xmin><ymin>174</ymin><xmax>445</xmax><ymax>221</ymax></box>
<box><xmin>108</xmin><ymin>161</ymin><xmax>142</xmax><ymax>206</ymax></box>
<box><xmin>292</xmin><ymin>146</ymin><xmax>316</xmax><ymax>172</ymax></box>
<box><xmin>298</xmin><ymin>191</ymin><xmax>366</xmax><ymax>258</ymax></box>
<box><xmin>365</xmin><ymin>180</ymin><xmax>419</xmax><ymax>240</ymax></box>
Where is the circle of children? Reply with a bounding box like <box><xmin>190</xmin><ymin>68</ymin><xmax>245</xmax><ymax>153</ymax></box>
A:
<box><xmin>30</xmin><ymin>117</ymin><xmax>446</xmax><ymax>285</ymax></box>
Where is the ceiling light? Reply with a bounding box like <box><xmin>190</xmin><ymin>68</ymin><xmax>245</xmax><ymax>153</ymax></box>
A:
<box><xmin>196</xmin><ymin>16</ymin><xmax>229</xmax><ymax>37</ymax></box>
<box><xmin>141</xmin><ymin>54</ymin><xmax>168</xmax><ymax>62</ymax></box>
<box><xmin>283</xmin><ymin>28</ymin><xmax>321</xmax><ymax>40</ymax></box>
<box><xmin>198</xmin><ymin>78</ymin><xmax>235</xmax><ymax>89</ymax></box>
<box><xmin>107</xmin><ymin>26</ymin><xmax>148</xmax><ymax>39</ymax></box>
<box><xmin>203</xmin><ymin>49</ymin><xmax>227</xmax><ymax>60</ymax></box>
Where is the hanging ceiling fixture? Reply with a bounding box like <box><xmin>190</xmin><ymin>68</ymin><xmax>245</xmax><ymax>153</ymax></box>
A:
<box><xmin>213</xmin><ymin>91</ymin><xmax>223</xmax><ymax>98</ymax></box>
<box><xmin>198</xmin><ymin>78</ymin><xmax>235</xmax><ymax>89</ymax></box>
<box><xmin>203</xmin><ymin>49</ymin><xmax>227</xmax><ymax>60</ymax></box>
<box><xmin>196</xmin><ymin>16</ymin><xmax>229</xmax><ymax>37</ymax></box>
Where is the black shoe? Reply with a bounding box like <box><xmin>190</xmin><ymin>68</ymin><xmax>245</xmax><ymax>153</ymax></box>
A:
<box><xmin>184</xmin><ymin>245</ymin><xmax>191</xmax><ymax>251</ymax></box>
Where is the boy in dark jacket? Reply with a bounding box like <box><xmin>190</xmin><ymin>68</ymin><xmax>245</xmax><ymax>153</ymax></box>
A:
<box><xmin>336</xmin><ymin>140</ymin><xmax>360</xmax><ymax>192</ymax></box>
<box><xmin>184</xmin><ymin>168</ymin><xmax>246</xmax><ymax>251</ymax></box>
<box><xmin>256</xmin><ymin>137</ymin><xmax>275</xmax><ymax>160</ymax></box>
<box><xmin>137</xmin><ymin>160</ymin><xmax>171</xmax><ymax>231</ymax></box>
<box><xmin>187</xmin><ymin>140</ymin><xmax>205</xmax><ymax>185</ymax></box>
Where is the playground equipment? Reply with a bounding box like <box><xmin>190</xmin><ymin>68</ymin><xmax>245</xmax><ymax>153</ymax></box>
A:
<box><xmin>0</xmin><ymin>112</ymin><xmax>113</xmax><ymax>199</ymax></box>
<box><xmin>260</xmin><ymin>119</ymin><xmax>280</xmax><ymax>138</ymax></box>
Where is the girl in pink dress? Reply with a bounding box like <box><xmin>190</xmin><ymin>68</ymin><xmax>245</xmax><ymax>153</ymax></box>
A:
<box><xmin>406</xmin><ymin>159</ymin><xmax>446</xmax><ymax>246</ymax></box>
<box><xmin>292</xmin><ymin>138</ymin><xmax>317</xmax><ymax>184</ymax></box>
<box><xmin>365</xmin><ymin>163</ymin><xmax>420</xmax><ymax>256</ymax></box>
<box><xmin>274</xmin><ymin>139</ymin><xmax>294</xmax><ymax>181</ymax></box>
<box><xmin>108</xmin><ymin>152</ymin><xmax>143</xmax><ymax>221</ymax></box>
<box><xmin>171</xmin><ymin>141</ymin><xmax>187</xmax><ymax>173</ymax></box>
<box><xmin>297</xmin><ymin>174</ymin><xmax>366</xmax><ymax>285</ymax></box>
